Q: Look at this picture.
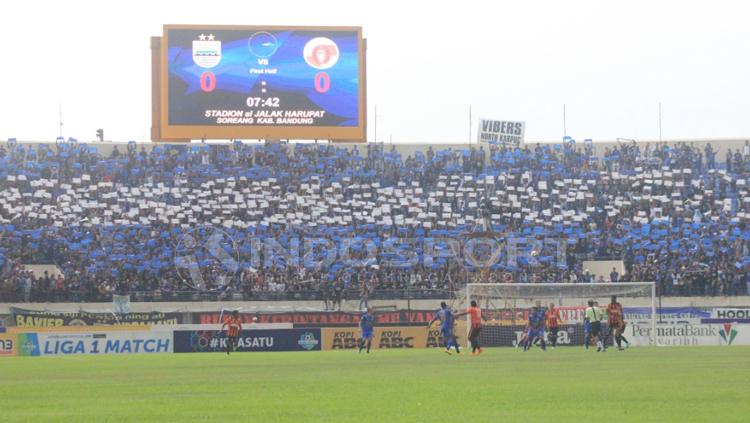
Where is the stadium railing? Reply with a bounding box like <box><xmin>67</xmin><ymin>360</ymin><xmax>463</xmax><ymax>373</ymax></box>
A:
<box><xmin>0</xmin><ymin>288</ymin><xmax>454</xmax><ymax>303</ymax></box>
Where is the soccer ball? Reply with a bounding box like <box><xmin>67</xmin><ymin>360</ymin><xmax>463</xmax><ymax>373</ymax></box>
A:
<box><xmin>252</xmin><ymin>316</ymin><xmax>259</xmax><ymax>322</ymax></box>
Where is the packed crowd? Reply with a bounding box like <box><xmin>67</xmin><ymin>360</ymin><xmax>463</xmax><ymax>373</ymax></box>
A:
<box><xmin>1</xmin><ymin>138</ymin><xmax>749</xmax><ymax>302</ymax></box>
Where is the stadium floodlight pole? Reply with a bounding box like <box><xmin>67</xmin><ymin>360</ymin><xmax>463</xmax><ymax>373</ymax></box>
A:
<box><xmin>658</xmin><ymin>102</ymin><xmax>663</xmax><ymax>143</ymax></box>
<box><xmin>563</xmin><ymin>104</ymin><xmax>567</xmax><ymax>137</ymax></box>
<box><xmin>469</xmin><ymin>105</ymin><xmax>472</xmax><ymax>145</ymax></box>
<box><xmin>58</xmin><ymin>103</ymin><xmax>63</xmax><ymax>138</ymax></box>
<box><xmin>651</xmin><ymin>282</ymin><xmax>657</xmax><ymax>346</ymax></box>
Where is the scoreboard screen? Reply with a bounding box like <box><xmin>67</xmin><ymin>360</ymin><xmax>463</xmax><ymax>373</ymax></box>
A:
<box><xmin>159</xmin><ymin>25</ymin><xmax>365</xmax><ymax>141</ymax></box>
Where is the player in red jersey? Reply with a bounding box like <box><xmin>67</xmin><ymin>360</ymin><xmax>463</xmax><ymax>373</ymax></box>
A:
<box><xmin>221</xmin><ymin>310</ymin><xmax>243</xmax><ymax>355</ymax></box>
<box><xmin>456</xmin><ymin>300</ymin><xmax>486</xmax><ymax>355</ymax></box>
<box><xmin>606</xmin><ymin>296</ymin><xmax>629</xmax><ymax>350</ymax></box>
<box><xmin>545</xmin><ymin>303</ymin><xmax>563</xmax><ymax>348</ymax></box>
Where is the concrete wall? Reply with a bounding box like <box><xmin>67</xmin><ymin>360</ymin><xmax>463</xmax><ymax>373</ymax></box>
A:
<box><xmin>582</xmin><ymin>260</ymin><xmax>625</xmax><ymax>282</ymax></box>
<box><xmin>22</xmin><ymin>265</ymin><xmax>63</xmax><ymax>279</ymax></box>
<box><xmin>5</xmin><ymin>137</ymin><xmax>750</xmax><ymax>162</ymax></box>
<box><xmin>2</xmin><ymin>296</ymin><xmax>749</xmax><ymax>315</ymax></box>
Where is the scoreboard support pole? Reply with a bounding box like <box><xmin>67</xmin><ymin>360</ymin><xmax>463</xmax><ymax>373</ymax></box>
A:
<box><xmin>150</xmin><ymin>36</ymin><xmax>190</xmax><ymax>143</ymax></box>
<box><xmin>150</xmin><ymin>36</ymin><xmax>162</xmax><ymax>142</ymax></box>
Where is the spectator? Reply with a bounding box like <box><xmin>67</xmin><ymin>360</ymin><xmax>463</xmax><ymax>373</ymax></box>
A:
<box><xmin>610</xmin><ymin>267</ymin><xmax>619</xmax><ymax>283</ymax></box>
<box><xmin>0</xmin><ymin>139</ymin><xmax>748</xmax><ymax>302</ymax></box>
<box><xmin>726</xmin><ymin>149</ymin><xmax>733</xmax><ymax>172</ymax></box>
<box><xmin>358</xmin><ymin>281</ymin><xmax>370</xmax><ymax>311</ymax></box>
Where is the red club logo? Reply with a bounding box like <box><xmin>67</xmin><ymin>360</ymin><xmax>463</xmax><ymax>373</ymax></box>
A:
<box><xmin>303</xmin><ymin>37</ymin><xmax>339</xmax><ymax>70</ymax></box>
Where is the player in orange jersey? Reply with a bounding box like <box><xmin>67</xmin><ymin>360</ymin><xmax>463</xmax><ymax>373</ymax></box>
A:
<box><xmin>221</xmin><ymin>310</ymin><xmax>243</xmax><ymax>355</ymax></box>
<box><xmin>606</xmin><ymin>296</ymin><xmax>629</xmax><ymax>350</ymax></box>
<box><xmin>545</xmin><ymin>303</ymin><xmax>562</xmax><ymax>349</ymax></box>
<box><xmin>456</xmin><ymin>300</ymin><xmax>486</xmax><ymax>355</ymax></box>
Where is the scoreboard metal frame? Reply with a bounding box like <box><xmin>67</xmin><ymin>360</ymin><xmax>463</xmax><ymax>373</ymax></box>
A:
<box><xmin>151</xmin><ymin>24</ymin><xmax>366</xmax><ymax>142</ymax></box>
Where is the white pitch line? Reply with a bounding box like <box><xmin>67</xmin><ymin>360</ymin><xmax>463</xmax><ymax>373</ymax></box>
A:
<box><xmin>41</xmin><ymin>355</ymin><xmax>87</xmax><ymax>362</ymax></box>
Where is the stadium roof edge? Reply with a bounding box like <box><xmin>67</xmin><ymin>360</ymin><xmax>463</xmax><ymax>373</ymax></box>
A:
<box><xmin>3</xmin><ymin>137</ymin><xmax>749</xmax><ymax>146</ymax></box>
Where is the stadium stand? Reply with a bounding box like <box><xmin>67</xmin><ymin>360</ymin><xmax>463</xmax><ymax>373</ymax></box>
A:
<box><xmin>0</xmin><ymin>139</ymin><xmax>749</xmax><ymax>302</ymax></box>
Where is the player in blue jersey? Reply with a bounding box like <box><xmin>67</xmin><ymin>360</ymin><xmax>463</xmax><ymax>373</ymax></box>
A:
<box><xmin>358</xmin><ymin>308</ymin><xmax>375</xmax><ymax>354</ymax></box>
<box><xmin>584</xmin><ymin>315</ymin><xmax>592</xmax><ymax>349</ymax></box>
<box><xmin>428</xmin><ymin>302</ymin><xmax>461</xmax><ymax>355</ymax></box>
<box><xmin>523</xmin><ymin>301</ymin><xmax>547</xmax><ymax>351</ymax></box>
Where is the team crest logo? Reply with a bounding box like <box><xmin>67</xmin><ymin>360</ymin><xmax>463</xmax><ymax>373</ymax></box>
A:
<box><xmin>719</xmin><ymin>323</ymin><xmax>738</xmax><ymax>345</ymax></box>
<box><xmin>297</xmin><ymin>332</ymin><xmax>319</xmax><ymax>350</ymax></box>
<box><xmin>18</xmin><ymin>333</ymin><xmax>39</xmax><ymax>356</ymax></box>
<box><xmin>248</xmin><ymin>31</ymin><xmax>279</xmax><ymax>58</ymax></box>
<box><xmin>192</xmin><ymin>33</ymin><xmax>221</xmax><ymax>69</ymax></box>
<box><xmin>189</xmin><ymin>331</ymin><xmax>218</xmax><ymax>352</ymax></box>
<box><xmin>303</xmin><ymin>37</ymin><xmax>339</xmax><ymax>70</ymax></box>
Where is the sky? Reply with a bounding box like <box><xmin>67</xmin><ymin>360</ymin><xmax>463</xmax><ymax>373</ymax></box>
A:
<box><xmin>1</xmin><ymin>0</ymin><xmax>749</xmax><ymax>143</ymax></box>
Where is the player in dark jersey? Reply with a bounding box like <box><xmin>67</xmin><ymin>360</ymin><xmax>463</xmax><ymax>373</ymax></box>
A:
<box><xmin>358</xmin><ymin>308</ymin><xmax>375</xmax><ymax>354</ymax></box>
<box><xmin>428</xmin><ymin>302</ymin><xmax>461</xmax><ymax>355</ymax></box>
<box><xmin>221</xmin><ymin>310</ymin><xmax>242</xmax><ymax>355</ymax></box>
<box><xmin>524</xmin><ymin>301</ymin><xmax>547</xmax><ymax>351</ymax></box>
<box><xmin>607</xmin><ymin>296</ymin><xmax>630</xmax><ymax>350</ymax></box>
<box><xmin>583</xmin><ymin>315</ymin><xmax>591</xmax><ymax>350</ymax></box>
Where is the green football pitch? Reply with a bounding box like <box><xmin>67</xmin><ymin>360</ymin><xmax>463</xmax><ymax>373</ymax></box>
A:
<box><xmin>1</xmin><ymin>347</ymin><xmax>748</xmax><ymax>422</ymax></box>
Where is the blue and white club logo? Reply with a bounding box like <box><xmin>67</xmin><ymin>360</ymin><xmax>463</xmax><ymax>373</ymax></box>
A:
<box><xmin>192</xmin><ymin>33</ymin><xmax>222</xmax><ymax>69</ymax></box>
<box><xmin>297</xmin><ymin>332</ymin><xmax>319</xmax><ymax>350</ymax></box>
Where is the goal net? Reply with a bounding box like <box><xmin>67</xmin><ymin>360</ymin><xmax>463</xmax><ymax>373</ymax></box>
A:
<box><xmin>464</xmin><ymin>283</ymin><xmax>656</xmax><ymax>348</ymax></box>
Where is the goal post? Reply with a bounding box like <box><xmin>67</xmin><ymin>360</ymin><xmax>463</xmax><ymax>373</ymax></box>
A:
<box><xmin>464</xmin><ymin>282</ymin><xmax>657</xmax><ymax>348</ymax></box>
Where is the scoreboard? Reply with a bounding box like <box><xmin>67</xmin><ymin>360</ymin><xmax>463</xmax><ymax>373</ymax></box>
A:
<box><xmin>155</xmin><ymin>25</ymin><xmax>365</xmax><ymax>141</ymax></box>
